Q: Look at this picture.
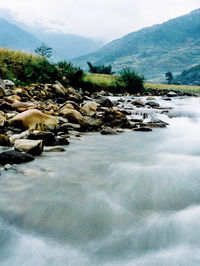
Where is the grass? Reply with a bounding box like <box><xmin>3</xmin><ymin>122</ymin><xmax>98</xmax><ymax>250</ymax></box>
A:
<box><xmin>0</xmin><ymin>47</ymin><xmax>61</xmax><ymax>85</ymax></box>
<box><xmin>144</xmin><ymin>83</ymin><xmax>200</xmax><ymax>95</ymax></box>
<box><xmin>84</xmin><ymin>73</ymin><xmax>200</xmax><ymax>95</ymax></box>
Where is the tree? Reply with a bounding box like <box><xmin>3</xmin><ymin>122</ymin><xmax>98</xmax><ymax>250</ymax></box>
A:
<box><xmin>87</xmin><ymin>61</ymin><xmax>114</xmax><ymax>75</ymax></box>
<box><xmin>35</xmin><ymin>43</ymin><xmax>52</xmax><ymax>58</ymax></box>
<box><xmin>165</xmin><ymin>71</ymin><xmax>174</xmax><ymax>84</ymax></box>
<box><xmin>120</xmin><ymin>67</ymin><xmax>145</xmax><ymax>93</ymax></box>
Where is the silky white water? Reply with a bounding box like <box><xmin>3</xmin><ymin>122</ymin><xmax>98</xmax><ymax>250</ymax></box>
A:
<box><xmin>1</xmin><ymin>97</ymin><xmax>200</xmax><ymax>266</ymax></box>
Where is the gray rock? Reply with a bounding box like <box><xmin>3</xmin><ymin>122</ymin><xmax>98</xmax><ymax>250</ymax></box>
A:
<box><xmin>14</xmin><ymin>139</ymin><xmax>43</xmax><ymax>156</ymax></box>
<box><xmin>146</xmin><ymin>101</ymin><xmax>160</xmax><ymax>108</ymax></box>
<box><xmin>0</xmin><ymin>150</ymin><xmax>34</xmax><ymax>165</ymax></box>
<box><xmin>44</xmin><ymin>146</ymin><xmax>65</xmax><ymax>152</ymax></box>
<box><xmin>101</xmin><ymin>128</ymin><xmax>118</xmax><ymax>135</ymax></box>
<box><xmin>167</xmin><ymin>91</ymin><xmax>178</xmax><ymax>97</ymax></box>
<box><xmin>134</xmin><ymin>126</ymin><xmax>152</xmax><ymax>132</ymax></box>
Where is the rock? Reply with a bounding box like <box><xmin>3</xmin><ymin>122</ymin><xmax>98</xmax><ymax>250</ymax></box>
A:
<box><xmin>146</xmin><ymin>101</ymin><xmax>160</xmax><ymax>108</ymax></box>
<box><xmin>167</xmin><ymin>91</ymin><xmax>178</xmax><ymax>97</ymax></box>
<box><xmin>14</xmin><ymin>139</ymin><xmax>43</xmax><ymax>156</ymax></box>
<box><xmin>59</xmin><ymin>123</ymin><xmax>81</xmax><ymax>131</ymax></box>
<box><xmin>0</xmin><ymin>113</ymin><xmax>6</xmax><ymax>127</ymax></box>
<box><xmin>3</xmin><ymin>79</ymin><xmax>15</xmax><ymax>87</ymax></box>
<box><xmin>0</xmin><ymin>78</ymin><xmax>5</xmax><ymax>97</ymax></box>
<box><xmin>11</xmin><ymin>102</ymin><xmax>38</xmax><ymax>111</ymax></box>
<box><xmin>0</xmin><ymin>150</ymin><xmax>34</xmax><ymax>165</ymax></box>
<box><xmin>29</xmin><ymin>123</ymin><xmax>53</xmax><ymax>132</ymax></box>
<box><xmin>134</xmin><ymin>126</ymin><xmax>152</xmax><ymax>132</ymax></box>
<box><xmin>28</xmin><ymin>131</ymin><xmax>55</xmax><ymax>146</ymax></box>
<box><xmin>101</xmin><ymin>128</ymin><xmax>118</xmax><ymax>135</ymax></box>
<box><xmin>81</xmin><ymin>101</ymin><xmax>98</xmax><ymax>117</ymax></box>
<box><xmin>146</xmin><ymin>96</ymin><xmax>155</xmax><ymax>100</ymax></box>
<box><xmin>54</xmin><ymin>137</ymin><xmax>70</xmax><ymax>145</ymax></box>
<box><xmin>44</xmin><ymin>146</ymin><xmax>65</xmax><ymax>152</ymax></box>
<box><xmin>84</xmin><ymin>117</ymin><xmax>103</xmax><ymax>130</ymax></box>
<box><xmin>142</xmin><ymin>122</ymin><xmax>167</xmax><ymax>128</ymax></box>
<box><xmin>103</xmin><ymin>109</ymin><xmax>130</xmax><ymax>128</ymax></box>
<box><xmin>10</xmin><ymin>109</ymin><xmax>58</xmax><ymax>129</ymax></box>
<box><xmin>163</xmin><ymin>97</ymin><xmax>172</xmax><ymax>101</ymax></box>
<box><xmin>5</xmin><ymin>95</ymin><xmax>21</xmax><ymax>103</ymax></box>
<box><xmin>132</xmin><ymin>99</ymin><xmax>145</xmax><ymax>107</ymax></box>
<box><xmin>58</xmin><ymin>108</ymin><xmax>86</xmax><ymax>126</ymax></box>
<box><xmin>9</xmin><ymin>130</ymin><xmax>30</xmax><ymax>144</ymax></box>
<box><xmin>52</xmin><ymin>82</ymin><xmax>66</xmax><ymax>97</ymax></box>
<box><xmin>0</xmin><ymin>134</ymin><xmax>10</xmax><ymax>146</ymax></box>
<box><xmin>96</xmin><ymin>97</ymin><xmax>113</xmax><ymax>108</ymax></box>
<box><xmin>130</xmin><ymin>118</ymin><xmax>143</xmax><ymax>123</ymax></box>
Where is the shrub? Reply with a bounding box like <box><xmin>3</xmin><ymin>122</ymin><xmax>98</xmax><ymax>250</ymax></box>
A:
<box><xmin>0</xmin><ymin>48</ymin><xmax>62</xmax><ymax>85</ymax></box>
<box><xmin>87</xmin><ymin>62</ymin><xmax>114</xmax><ymax>75</ymax></box>
<box><xmin>119</xmin><ymin>67</ymin><xmax>145</xmax><ymax>93</ymax></box>
<box><xmin>57</xmin><ymin>61</ymin><xmax>84</xmax><ymax>88</ymax></box>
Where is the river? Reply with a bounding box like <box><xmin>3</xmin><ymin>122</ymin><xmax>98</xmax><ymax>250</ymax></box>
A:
<box><xmin>0</xmin><ymin>96</ymin><xmax>200</xmax><ymax>266</ymax></box>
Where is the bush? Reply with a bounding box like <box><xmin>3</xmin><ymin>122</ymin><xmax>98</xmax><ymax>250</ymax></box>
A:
<box><xmin>0</xmin><ymin>48</ymin><xmax>61</xmax><ymax>85</ymax></box>
<box><xmin>57</xmin><ymin>61</ymin><xmax>84</xmax><ymax>88</ymax></box>
<box><xmin>119</xmin><ymin>67</ymin><xmax>145</xmax><ymax>93</ymax></box>
<box><xmin>87</xmin><ymin>62</ymin><xmax>114</xmax><ymax>75</ymax></box>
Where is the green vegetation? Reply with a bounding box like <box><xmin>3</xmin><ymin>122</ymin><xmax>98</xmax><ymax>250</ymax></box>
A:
<box><xmin>120</xmin><ymin>67</ymin><xmax>144</xmax><ymax>93</ymax></box>
<box><xmin>175</xmin><ymin>64</ymin><xmax>200</xmax><ymax>85</ymax></box>
<box><xmin>57</xmin><ymin>61</ymin><xmax>84</xmax><ymax>88</ymax></box>
<box><xmin>144</xmin><ymin>83</ymin><xmax>200</xmax><ymax>95</ymax></box>
<box><xmin>35</xmin><ymin>43</ymin><xmax>52</xmax><ymax>58</ymax></box>
<box><xmin>87</xmin><ymin>62</ymin><xmax>114</xmax><ymax>74</ymax></box>
<box><xmin>165</xmin><ymin>71</ymin><xmax>174</xmax><ymax>84</ymax></box>
<box><xmin>0</xmin><ymin>48</ymin><xmax>61</xmax><ymax>85</ymax></box>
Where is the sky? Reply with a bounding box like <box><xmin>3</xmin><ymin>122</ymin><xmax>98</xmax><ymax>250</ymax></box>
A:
<box><xmin>0</xmin><ymin>0</ymin><xmax>199</xmax><ymax>42</ymax></box>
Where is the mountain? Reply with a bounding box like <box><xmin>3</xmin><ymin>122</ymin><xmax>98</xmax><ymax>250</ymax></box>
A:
<box><xmin>0</xmin><ymin>18</ymin><xmax>41</xmax><ymax>51</ymax></box>
<box><xmin>31</xmin><ymin>31</ymin><xmax>103</xmax><ymax>60</ymax></box>
<box><xmin>0</xmin><ymin>12</ymin><xmax>103</xmax><ymax>60</ymax></box>
<box><xmin>175</xmin><ymin>64</ymin><xmax>200</xmax><ymax>85</ymax></box>
<box><xmin>73</xmin><ymin>9</ymin><xmax>200</xmax><ymax>82</ymax></box>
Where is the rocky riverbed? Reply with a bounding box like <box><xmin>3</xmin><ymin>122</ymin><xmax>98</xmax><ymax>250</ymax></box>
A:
<box><xmin>0</xmin><ymin>78</ymin><xmax>192</xmax><ymax>167</ymax></box>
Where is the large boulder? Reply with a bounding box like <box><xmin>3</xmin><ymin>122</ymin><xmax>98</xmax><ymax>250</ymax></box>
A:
<box><xmin>96</xmin><ymin>97</ymin><xmax>113</xmax><ymax>108</ymax></box>
<box><xmin>10</xmin><ymin>109</ymin><xmax>58</xmax><ymax>129</ymax></box>
<box><xmin>14</xmin><ymin>139</ymin><xmax>43</xmax><ymax>156</ymax></box>
<box><xmin>103</xmin><ymin>109</ymin><xmax>130</xmax><ymax>128</ymax></box>
<box><xmin>58</xmin><ymin>108</ymin><xmax>86</xmax><ymax>126</ymax></box>
<box><xmin>81</xmin><ymin>101</ymin><xmax>98</xmax><ymax>117</ymax></box>
<box><xmin>0</xmin><ymin>150</ymin><xmax>34</xmax><ymax>165</ymax></box>
<box><xmin>28</xmin><ymin>131</ymin><xmax>56</xmax><ymax>146</ymax></box>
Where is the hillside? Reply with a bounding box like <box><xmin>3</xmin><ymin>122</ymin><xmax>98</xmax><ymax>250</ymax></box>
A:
<box><xmin>175</xmin><ymin>64</ymin><xmax>200</xmax><ymax>85</ymax></box>
<box><xmin>73</xmin><ymin>9</ymin><xmax>200</xmax><ymax>82</ymax></box>
<box><xmin>32</xmin><ymin>31</ymin><xmax>103</xmax><ymax>60</ymax></box>
<box><xmin>0</xmin><ymin>18</ymin><xmax>41</xmax><ymax>52</ymax></box>
<box><xmin>0</xmin><ymin>10</ymin><xmax>103</xmax><ymax>60</ymax></box>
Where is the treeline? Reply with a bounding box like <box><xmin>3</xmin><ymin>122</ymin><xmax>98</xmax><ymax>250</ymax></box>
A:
<box><xmin>0</xmin><ymin>47</ymin><xmax>145</xmax><ymax>94</ymax></box>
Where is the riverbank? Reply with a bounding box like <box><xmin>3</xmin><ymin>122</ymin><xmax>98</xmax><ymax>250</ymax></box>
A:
<box><xmin>0</xmin><ymin>76</ymin><xmax>189</xmax><ymax>166</ymax></box>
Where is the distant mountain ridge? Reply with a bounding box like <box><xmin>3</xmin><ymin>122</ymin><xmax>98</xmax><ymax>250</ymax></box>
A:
<box><xmin>73</xmin><ymin>9</ymin><xmax>200</xmax><ymax>82</ymax></box>
<box><xmin>0</xmin><ymin>17</ymin><xmax>41</xmax><ymax>51</ymax></box>
<box><xmin>0</xmin><ymin>14</ymin><xmax>103</xmax><ymax>60</ymax></box>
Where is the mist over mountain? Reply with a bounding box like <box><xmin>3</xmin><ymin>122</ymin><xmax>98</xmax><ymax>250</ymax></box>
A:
<box><xmin>73</xmin><ymin>9</ymin><xmax>200</xmax><ymax>82</ymax></box>
<box><xmin>0</xmin><ymin>9</ymin><xmax>103</xmax><ymax>60</ymax></box>
<box><xmin>0</xmin><ymin>17</ymin><xmax>41</xmax><ymax>51</ymax></box>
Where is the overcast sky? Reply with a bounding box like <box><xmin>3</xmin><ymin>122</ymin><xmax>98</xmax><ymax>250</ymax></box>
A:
<box><xmin>0</xmin><ymin>0</ymin><xmax>199</xmax><ymax>42</ymax></box>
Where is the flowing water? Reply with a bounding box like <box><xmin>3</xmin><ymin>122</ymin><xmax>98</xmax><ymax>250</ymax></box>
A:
<box><xmin>1</xmin><ymin>96</ymin><xmax>200</xmax><ymax>266</ymax></box>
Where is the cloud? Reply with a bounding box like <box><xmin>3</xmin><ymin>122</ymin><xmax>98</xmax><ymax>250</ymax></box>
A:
<box><xmin>0</xmin><ymin>0</ymin><xmax>199</xmax><ymax>41</ymax></box>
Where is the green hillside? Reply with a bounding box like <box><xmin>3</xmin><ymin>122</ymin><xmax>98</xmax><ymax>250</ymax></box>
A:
<box><xmin>175</xmin><ymin>64</ymin><xmax>200</xmax><ymax>85</ymax></box>
<box><xmin>73</xmin><ymin>9</ymin><xmax>200</xmax><ymax>82</ymax></box>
